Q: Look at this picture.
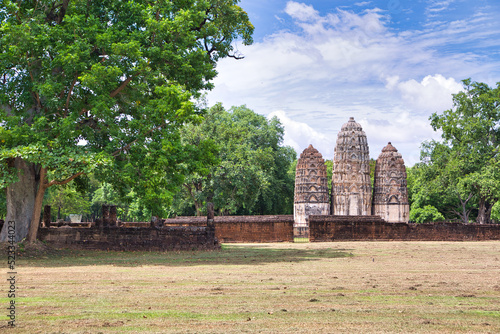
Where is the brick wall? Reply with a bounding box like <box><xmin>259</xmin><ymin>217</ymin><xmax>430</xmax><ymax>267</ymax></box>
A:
<box><xmin>214</xmin><ymin>220</ymin><xmax>293</xmax><ymax>243</ymax></box>
<box><xmin>165</xmin><ymin>215</ymin><xmax>294</xmax><ymax>242</ymax></box>
<box><xmin>308</xmin><ymin>216</ymin><xmax>500</xmax><ymax>241</ymax></box>
<box><xmin>36</xmin><ymin>216</ymin><xmax>500</xmax><ymax>250</ymax></box>
<box><xmin>37</xmin><ymin>226</ymin><xmax>220</xmax><ymax>251</ymax></box>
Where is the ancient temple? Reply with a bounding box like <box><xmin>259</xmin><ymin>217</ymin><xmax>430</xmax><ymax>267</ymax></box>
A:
<box><xmin>372</xmin><ymin>142</ymin><xmax>410</xmax><ymax>222</ymax></box>
<box><xmin>292</xmin><ymin>118</ymin><xmax>410</xmax><ymax>241</ymax></box>
<box><xmin>331</xmin><ymin>117</ymin><xmax>372</xmax><ymax>215</ymax></box>
<box><xmin>293</xmin><ymin>145</ymin><xmax>330</xmax><ymax>241</ymax></box>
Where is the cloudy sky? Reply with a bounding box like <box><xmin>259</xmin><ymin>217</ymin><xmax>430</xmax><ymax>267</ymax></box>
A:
<box><xmin>206</xmin><ymin>0</ymin><xmax>500</xmax><ymax>165</ymax></box>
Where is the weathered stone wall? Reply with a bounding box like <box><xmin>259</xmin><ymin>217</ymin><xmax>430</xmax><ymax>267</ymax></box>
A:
<box><xmin>215</xmin><ymin>221</ymin><xmax>293</xmax><ymax>243</ymax></box>
<box><xmin>37</xmin><ymin>226</ymin><xmax>219</xmax><ymax>251</ymax></box>
<box><xmin>309</xmin><ymin>216</ymin><xmax>500</xmax><ymax>241</ymax></box>
<box><xmin>37</xmin><ymin>216</ymin><xmax>500</xmax><ymax>249</ymax></box>
<box><xmin>165</xmin><ymin>215</ymin><xmax>500</xmax><ymax>242</ymax></box>
<box><xmin>166</xmin><ymin>215</ymin><xmax>294</xmax><ymax>243</ymax></box>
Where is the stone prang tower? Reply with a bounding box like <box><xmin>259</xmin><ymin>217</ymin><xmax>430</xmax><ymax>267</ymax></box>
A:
<box><xmin>331</xmin><ymin>117</ymin><xmax>372</xmax><ymax>215</ymax></box>
<box><xmin>294</xmin><ymin>145</ymin><xmax>330</xmax><ymax>241</ymax></box>
<box><xmin>372</xmin><ymin>142</ymin><xmax>409</xmax><ymax>222</ymax></box>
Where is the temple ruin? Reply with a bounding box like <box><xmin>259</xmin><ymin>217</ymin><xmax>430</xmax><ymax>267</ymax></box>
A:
<box><xmin>331</xmin><ymin>117</ymin><xmax>372</xmax><ymax>215</ymax></box>
<box><xmin>372</xmin><ymin>142</ymin><xmax>410</xmax><ymax>223</ymax></box>
<box><xmin>292</xmin><ymin>117</ymin><xmax>411</xmax><ymax>241</ymax></box>
<box><xmin>293</xmin><ymin>145</ymin><xmax>330</xmax><ymax>241</ymax></box>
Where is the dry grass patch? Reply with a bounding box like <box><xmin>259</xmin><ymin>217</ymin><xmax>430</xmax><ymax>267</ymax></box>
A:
<box><xmin>1</xmin><ymin>241</ymin><xmax>499</xmax><ymax>333</ymax></box>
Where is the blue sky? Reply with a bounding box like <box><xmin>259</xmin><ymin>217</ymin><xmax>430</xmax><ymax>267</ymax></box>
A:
<box><xmin>206</xmin><ymin>0</ymin><xmax>500</xmax><ymax>165</ymax></box>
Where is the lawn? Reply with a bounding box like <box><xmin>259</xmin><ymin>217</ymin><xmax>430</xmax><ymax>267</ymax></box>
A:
<box><xmin>1</xmin><ymin>241</ymin><xmax>499</xmax><ymax>333</ymax></box>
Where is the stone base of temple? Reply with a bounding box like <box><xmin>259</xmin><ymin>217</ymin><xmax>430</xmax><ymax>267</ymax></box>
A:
<box><xmin>373</xmin><ymin>203</ymin><xmax>409</xmax><ymax>223</ymax></box>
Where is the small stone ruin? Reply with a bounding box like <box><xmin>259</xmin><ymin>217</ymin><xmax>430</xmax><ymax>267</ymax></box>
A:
<box><xmin>294</xmin><ymin>117</ymin><xmax>410</xmax><ymax>241</ymax></box>
<box><xmin>372</xmin><ymin>142</ymin><xmax>410</xmax><ymax>223</ymax></box>
<box><xmin>293</xmin><ymin>144</ymin><xmax>330</xmax><ymax>241</ymax></box>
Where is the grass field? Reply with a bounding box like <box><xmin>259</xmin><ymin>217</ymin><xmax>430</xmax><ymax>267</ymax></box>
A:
<box><xmin>1</xmin><ymin>241</ymin><xmax>500</xmax><ymax>333</ymax></box>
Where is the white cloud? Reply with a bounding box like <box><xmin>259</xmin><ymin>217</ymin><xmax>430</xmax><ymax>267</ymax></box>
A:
<box><xmin>390</xmin><ymin>74</ymin><xmax>463</xmax><ymax>114</ymax></box>
<box><xmin>284</xmin><ymin>1</ymin><xmax>319</xmax><ymax>22</ymax></box>
<box><xmin>359</xmin><ymin>110</ymin><xmax>441</xmax><ymax>166</ymax></box>
<box><xmin>268</xmin><ymin>110</ymin><xmax>335</xmax><ymax>159</ymax></box>
<box><xmin>426</xmin><ymin>0</ymin><xmax>457</xmax><ymax>15</ymax></box>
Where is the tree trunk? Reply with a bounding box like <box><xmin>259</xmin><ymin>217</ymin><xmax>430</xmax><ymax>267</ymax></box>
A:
<box><xmin>453</xmin><ymin>191</ymin><xmax>473</xmax><ymax>224</ymax></box>
<box><xmin>195</xmin><ymin>181</ymin><xmax>204</xmax><ymax>216</ymax></box>
<box><xmin>27</xmin><ymin>168</ymin><xmax>48</xmax><ymax>242</ymax></box>
<box><xmin>194</xmin><ymin>201</ymin><xmax>202</xmax><ymax>216</ymax></box>
<box><xmin>477</xmin><ymin>197</ymin><xmax>493</xmax><ymax>224</ymax></box>
<box><xmin>0</xmin><ymin>158</ymin><xmax>37</xmax><ymax>242</ymax></box>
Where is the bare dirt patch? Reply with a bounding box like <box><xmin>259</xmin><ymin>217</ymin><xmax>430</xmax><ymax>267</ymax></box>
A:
<box><xmin>2</xmin><ymin>241</ymin><xmax>499</xmax><ymax>333</ymax></box>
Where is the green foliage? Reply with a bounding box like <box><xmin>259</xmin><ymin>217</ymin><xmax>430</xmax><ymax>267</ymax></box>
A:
<box><xmin>407</xmin><ymin>160</ymin><xmax>459</xmax><ymax>222</ymax></box>
<box><xmin>324</xmin><ymin>159</ymin><xmax>333</xmax><ymax>194</ymax></box>
<box><xmin>0</xmin><ymin>0</ymin><xmax>253</xmax><ymax>227</ymax></box>
<box><xmin>45</xmin><ymin>183</ymin><xmax>90</xmax><ymax>220</ymax></box>
<box><xmin>409</xmin><ymin>205</ymin><xmax>445</xmax><ymax>224</ymax></box>
<box><xmin>492</xmin><ymin>202</ymin><xmax>500</xmax><ymax>223</ymax></box>
<box><xmin>90</xmin><ymin>182</ymin><xmax>122</xmax><ymax>209</ymax></box>
<box><xmin>411</xmin><ymin>79</ymin><xmax>500</xmax><ymax>224</ymax></box>
<box><xmin>369</xmin><ymin>158</ymin><xmax>376</xmax><ymax>188</ymax></box>
<box><xmin>172</xmin><ymin>104</ymin><xmax>296</xmax><ymax>216</ymax></box>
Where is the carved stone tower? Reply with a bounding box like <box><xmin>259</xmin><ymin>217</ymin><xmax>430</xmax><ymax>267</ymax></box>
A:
<box><xmin>331</xmin><ymin>117</ymin><xmax>372</xmax><ymax>215</ymax></box>
<box><xmin>294</xmin><ymin>145</ymin><xmax>330</xmax><ymax>241</ymax></box>
<box><xmin>372</xmin><ymin>142</ymin><xmax>409</xmax><ymax>222</ymax></box>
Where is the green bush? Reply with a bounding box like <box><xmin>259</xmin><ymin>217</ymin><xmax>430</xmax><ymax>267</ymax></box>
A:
<box><xmin>410</xmin><ymin>205</ymin><xmax>445</xmax><ymax>224</ymax></box>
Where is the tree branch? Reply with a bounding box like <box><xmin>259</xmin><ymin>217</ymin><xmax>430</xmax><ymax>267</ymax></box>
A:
<box><xmin>111</xmin><ymin>123</ymin><xmax>164</xmax><ymax>157</ymax></box>
<box><xmin>109</xmin><ymin>77</ymin><xmax>133</xmax><ymax>98</ymax></box>
<box><xmin>193</xmin><ymin>6</ymin><xmax>213</xmax><ymax>32</ymax></box>
<box><xmin>227</xmin><ymin>53</ymin><xmax>245</xmax><ymax>60</ymax></box>
<box><xmin>57</xmin><ymin>0</ymin><xmax>70</xmax><ymax>24</ymax></box>
<box><xmin>47</xmin><ymin>171</ymin><xmax>85</xmax><ymax>187</ymax></box>
<box><xmin>65</xmin><ymin>75</ymin><xmax>79</xmax><ymax>113</ymax></box>
<box><xmin>28</xmin><ymin>67</ymin><xmax>42</xmax><ymax>111</ymax></box>
<box><xmin>184</xmin><ymin>183</ymin><xmax>195</xmax><ymax>200</ymax></box>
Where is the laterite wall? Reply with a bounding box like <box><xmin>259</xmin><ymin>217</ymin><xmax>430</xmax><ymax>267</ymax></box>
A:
<box><xmin>165</xmin><ymin>215</ymin><xmax>294</xmax><ymax>243</ymax></box>
<box><xmin>37</xmin><ymin>226</ymin><xmax>220</xmax><ymax>251</ymax></box>
<box><xmin>35</xmin><ymin>215</ymin><xmax>500</xmax><ymax>251</ymax></box>
<box><xmin>308</xmin><ymin>215</ymin><xmax>500</xmax><ymax>241</ymax></box>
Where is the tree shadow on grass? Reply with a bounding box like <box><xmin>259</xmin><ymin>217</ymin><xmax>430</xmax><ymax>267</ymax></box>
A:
<box><xmin>15</xmin><ymin>243</ymin><xmax>354</xmax><ymax>268</ymax></box>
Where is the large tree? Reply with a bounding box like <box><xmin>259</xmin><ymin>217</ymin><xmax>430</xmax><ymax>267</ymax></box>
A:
<box><xmin>172</xmin><ymin>104</ymin><xmax>296</xmax><ymax>216</ymax></box>
<box><xmin>0</xmin><ymin>0</ymin><xmax>253</xmax><ymax>242</ymax></box>
<box><xmin>411</xmin><ymin>79</ymin><xmax>500</xmax><ymax>224</ymax></box>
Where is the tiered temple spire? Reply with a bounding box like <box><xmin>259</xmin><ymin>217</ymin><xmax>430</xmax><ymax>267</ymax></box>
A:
<box><xmin>331</xmin><ymin>117</ymin><xmax>372</xmax><ymax>215</ymax></box>
<box><xmin>372</xmin><ymin>142</ymin><xmax>409</xmax><ymax>222</ymax></box>
<box><xmin>293</xmin><ymin>144</ymin><xmax>330</xmax><ymax>241</ymax></box>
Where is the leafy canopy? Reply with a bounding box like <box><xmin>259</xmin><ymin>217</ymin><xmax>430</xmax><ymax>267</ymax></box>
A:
<box><xmin>410</xmin><ymin>79</ymin><xmax>500</xmax><ymax>223</ymax></box>
<box><xmin>0</xmin><ymin>0</ymin><xmax>253</xmax><ymax>200</ymax></box>
<box><xmin>172</xmin><ymin>104</ymin><xmax>296</xmax><ymax>216</ymax></box>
